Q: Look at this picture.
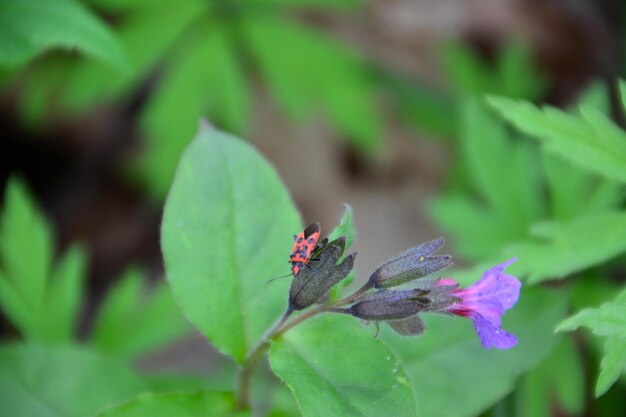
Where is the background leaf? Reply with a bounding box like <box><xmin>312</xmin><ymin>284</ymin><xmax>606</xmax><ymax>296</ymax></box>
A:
<box><xmin>161</xmin><ymin>124</ymin><xmax>301</xmax><ymax>363</ymax></box>
<box><xmin>488</xmin><ymin>97</ymin><xmax>626</xmax><ymax>183</ymax></box>
<box><xmin>506</xmin><ymin>212</ymin><xmax>626</xmax><ymax>283</ymax></box>
<box><xmin>557</xmin><ymin>288</ymin><xmax>626</xmax><ymax>397</ymax></box>
<box><xmin>89</xmin><ymin>266</ymin><xmax>190</xmax><ymax>359</ymax></box>
<box><xmin>96</xmin><ymin>391</ymin><xmax>243</xmax><ymax>417</ymax></box>
<box><xmin>0</xmin><ymin>0</ymin><xmax>127</xmax><ymax>69</ymax></box>
<box><xmin>46</xmin><ymin>244</ymin><xmax>88</xmax><ymax>343</ymax></box>
<box><xmin>0</xmin><ymin>343</ymin><xmax>144</xmax><ymax>417</ymax></box>
<box><xmin>269</xmin><ymin>314</ymin><xmax>417</xmax><ymax>417</ymax></box>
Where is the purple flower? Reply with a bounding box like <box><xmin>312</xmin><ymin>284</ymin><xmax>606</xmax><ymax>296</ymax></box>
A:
<box><xmin>441</xmin><ymin>258</ymin><xmax>521</xmax><ymax>350</ymax></box>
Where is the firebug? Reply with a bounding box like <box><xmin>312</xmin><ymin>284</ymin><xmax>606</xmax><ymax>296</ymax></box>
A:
<box><xmin>289</xmin><ymin>222</ymin><xmax>321</xmax><ymax>276</ymax></box>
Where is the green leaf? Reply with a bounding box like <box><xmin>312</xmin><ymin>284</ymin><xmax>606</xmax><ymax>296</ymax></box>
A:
<box><xmin>96</xmin><ymin>391</ymin><xmax>242</xmax><ymax>417</ymax></box>
<box><xmin>430</xmin><ymin>194</ymin><xmax>514</xmax><ymax>260</ymax></box>
<box><xmin>0</xmin><ymin>0</ymin><xmax>127</xmax><ymax>69</ymax></box>
<box><xmin>382</xmin><ymin>73</ymin><xmax>457</xmax><ymax>139</ymax></box>
<box><xmin>542</xmin><ymin>152</ymin><xmax>621</xmax><ymax>221</ymax></box>
<box><xmin>383</xmin><ymin>288</ymin><xmax>566</xmax><ymax>417</ymax></box>
<box><xmin>442</xmin><ymin>40</ymin><xmax>544</xmax><ymax>99</ymax></box>
<box><xmin>139</xmin><ymin>25</ymin><xmax>250</xmax><ymax>197</ymax></box>
<box><xmin>460</xmin><ymin>98</ymin><xmax>541</xmax><ymax>228</ymax></box>
<box><xmin>549</xmin><ymin>337</ymin><xmax>585</xmax><ymax>414</ymax></box>
<box><xmin>161</xmin><ymin>124</ymin><xmax>301</xmax><ymax>363</ymax></box>
<box><xmin>488</xmin><ymin>96</ymin><xmax>626</xmax><ymax>183</ymax></box>
<box><xmin>556</xmin><ymin>288</ymin><xmax>626</xmax><ymax>337</ymax></box>
<box><xmin>596</xmin><ymin>337</ymin><xmax>626</xmax><ymax>396</ymax></box>
<box><xmin>508</xmin><ymin>212</ymin><xmax>626</xmax><ymax>283</ymax></box>
<box><xmin>46</xmin><ymin>244</ymin><xmax>88</xmax><ymax>342</ymax></box>
<box><xmin>0</xmin><ymin>177</ymin><xmax>53</xmax><ymax>340</ymax></box>
<box><xmin>90</xmin><ymin>266</ymin><xmax>190</xmax><ymax>359</ymax></box>
<box><xmin>269</xmin><ymin>315</ymin><xmax>417</xmax><ymax>417</ymax></box>
<box><xmin>244</xmin><ymin>17</ymin><xmax>381</xmax><ymax>152</ymax></box>
<box><xmin>327</xmin><ymin>204</ymin><xmax>356</xmax><ymax>252</ymax></box>
<box><xmin>327</xmin><ymin>204</ymin><xmax>357</xmax><ymax>294</ymax></box>
<box><xmin>59</xmin><ymin>0</ymin><xmax>205</xmax><ymax>111</ymax></box>
<box><xmin>0</xmin><ymin>343</ymin><xmax>144</xmax><ymax>417</ymax></box>
<box><xmin>556</xmin><ymin>288</ymin><xmax>626</xmax><ymax>397</ymax></box>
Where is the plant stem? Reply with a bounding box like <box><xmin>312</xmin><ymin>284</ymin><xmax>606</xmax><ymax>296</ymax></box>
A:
<box><xmin>235</xmin><ymin>309</ymin><xmax>293</xmax><ymax>410</ymax></box>
<box><xmin>234</xmin><ymin>282</ymin><xmax>372</xmax><ymax>410</ymax></box>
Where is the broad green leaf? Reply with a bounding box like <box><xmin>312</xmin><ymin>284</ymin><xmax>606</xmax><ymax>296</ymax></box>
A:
<box><xmin>507</xmin><ymin>212</ymin><xmax>626</xmax><ymax>283</ymax></box>
<box><xmin>0</xmin><ymin>343</ymin><xmax>144</xmax><ymax>417</ymax></box>
<box><xmin>46</xmin><ymin>244</ymin><xmax>87</xmax><ymax>342</ymax></box>
<box><xmin>0</xmin><ymin>177</ymin><xmax>53</xmax><ymax>340</ymax></box>
<box><xmin>90</xmin><ymin>266</ymin><xmax>190</xmax><ymax>359</ymax></box>
<box><xmin>0</xmin><ymin>0</ymin><xmax>126</xmax><ymax>69</ymax></box>
<box><xmin>244</xmin><ymin>17</ymin><xmax>380</xmax><ymax>152</ymax></box>
<box><xmin>162</xmin><ymin>124</ymin><xmax>301</xmax><ymax>363</ymax></box>
<box><xmin>383</xmin><ymin>288</ymin><xmax>566</xmax><ymax>417</ymax></box>
<box><xmin>488</xmin><ymin>96</ymin><xmax>626</xmax><ymax>183</ymax></box>
<box><xmin>270</xmin><ymin>315</ymin><xmax>417</xmax><ymax>417</ymax></box>
<box><xmin>96</xmin><ymin>391</ymin><xmax>242</xmax><ymax>417</ymax></box>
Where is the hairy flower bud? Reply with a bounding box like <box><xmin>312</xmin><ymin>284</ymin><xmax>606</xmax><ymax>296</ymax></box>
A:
<box><xmin>349</xmin><ymin>289</ymin><xmax>430</xmax><ymax>321</ymax></box>
<box><xmin>368</xmin><ymin>238</ymin><xmax>452</xmax><ymax>288</ymax></box>
<box><xmin>289</xmin><ymin>238</ymin><xmax>356</xmax><ymax>311</ymax></box>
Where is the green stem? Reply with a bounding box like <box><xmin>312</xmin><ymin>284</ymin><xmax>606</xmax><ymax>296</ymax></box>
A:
<box><xmin>235</xmin><ymin>309</ymin><xmax>293</xmax><ymax>410</ymax></box>
<box><xmin>234</xmin><ymin>282</ymin><xmax>372</xmax><ymax>410</ymax></box>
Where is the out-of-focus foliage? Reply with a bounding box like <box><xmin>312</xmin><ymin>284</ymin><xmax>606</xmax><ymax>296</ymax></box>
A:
<box><xmin>89</xmin><ymin>266</ymin><xmax>191</xmax><ymax>360</ymax></box>
<box><xmin>386</xmin><ymin>41</ymin><xmax>544</xmax><ymax>139</ymax></box>
<box><xmin>0</xmin><ymin>178</ymin><xmax>87</xmax><ymax>344</ymax></box>
<box><xmin>0</xmin><ymin>0</ymin><xmax>126</xmax><ymax>69</ymax></box>
<box><xmin>557</xmin><ymin>288</ymin><xmax>626</xmax><ymax>397</ymax></box>
<box><xmin>0</xmin><ymin>177</ymin><xmax>189</xmax><ymax>359</ymax></box>
<box><xmin>0</xmin><ymin>343</ymin><xmax>145</xmax><ymax>417</ymax></box>
<box><xmin>489</xmin><ymin>91</ymin><xmax>626</xmax><ymax>184</ymax></box>
<box><xmin>96</xmin><ymin>391</ymin><xmax>243</xmax><ymax>417</ymax></box>
<box><xmin>2</xmin><ymin>0</ymin><xmax>380</xmax><ymax>197</ymax></box>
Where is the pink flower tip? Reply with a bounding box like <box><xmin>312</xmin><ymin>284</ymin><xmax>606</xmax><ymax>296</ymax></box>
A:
<box><xmin>447</xmin><ymin>258</ymin><xmax>521</xmax><ymax>350</ymax></box>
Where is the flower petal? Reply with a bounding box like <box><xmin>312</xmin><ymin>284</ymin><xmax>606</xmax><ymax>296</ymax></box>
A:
<box><xmin>472</xmin><ymin>313</ymin><xmax>518</xmax><ymax>350</ymax></box>
<box><xmin>462</xmin><ymin>258</ymin><xmax>520</xmax><ymax>311</ymax></box>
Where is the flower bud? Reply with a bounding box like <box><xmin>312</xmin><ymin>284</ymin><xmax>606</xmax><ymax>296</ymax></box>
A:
<box><xmin>289</xmin><ymin>240</ymin><xmax>356</xmax><ymax>311</ymax></box>
<box><xmin>349</xmin><ymin>289</ymin><xmax>430</xmax><ymax>321</ymax></box>
<box><xmin>368</xmin><ymin>238</ymin><xmax>452</xmax><ymax>288</ymax></box>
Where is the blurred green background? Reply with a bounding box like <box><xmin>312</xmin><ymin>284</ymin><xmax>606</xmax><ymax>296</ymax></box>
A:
<box><xmin>1</xmin><ymin>0</ymin><xmax>626</xmax><ymax>416</ymax></box>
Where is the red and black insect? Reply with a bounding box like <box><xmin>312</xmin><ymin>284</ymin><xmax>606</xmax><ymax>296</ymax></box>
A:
<box><xmin>289</xmin><ymin>222</ymin><xmax>321</xmax><ymax>276</ymax></box>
